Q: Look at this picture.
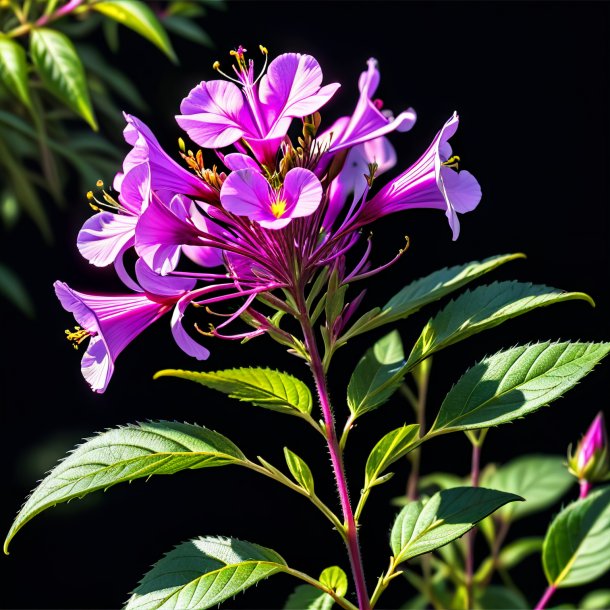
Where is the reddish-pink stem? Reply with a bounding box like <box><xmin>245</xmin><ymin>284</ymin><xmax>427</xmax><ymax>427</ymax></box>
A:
<box><xmin>579</xmin><ymin>479</ymin><xmax>592</xmax><ymax>499</ymax></box>
<box><xmin>35</xmin><ymin>0</ymin><xmax>84</xmax><ymax>26</ymax></box>
<box><xmin>534</xmin><ymin>584</ymin><xmax>557</xmax><ymax>610</ymax></box>
<box><xmin>299</xmin><ymin>305</ymin><xmax>370</xmax><ymax>610</ymax></box>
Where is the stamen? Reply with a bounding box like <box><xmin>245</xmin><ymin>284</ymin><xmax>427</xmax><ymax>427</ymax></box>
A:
<box><xmin>271</xmin><ymin>199</ymin><xmax>287</xmax><ymax>219</ymax></box>
<box><xmin>442</xmin><ymin>155</ymin><xmax>461</xmax><ymax>170</ymax></box>
<box><xmin>64</xmin><ymin>326</ymin><xmax>93</xmax><ymax>350</ymax></box>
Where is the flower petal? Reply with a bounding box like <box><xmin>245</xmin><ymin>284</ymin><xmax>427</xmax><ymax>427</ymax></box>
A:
<box><xmin>220</xmin><ymin>168</ymin><xmax>272</xmax><ymax>219</ymax></box>
<box><xmin>282</xmin><ymin>167</ymin><xmax>323</xmax><ymax>219</ymax></box>
<box><xmin>171</xmin><ymin>296</ymin><xmax>210</xmax><ymax>360</ymax></box>
<box><xmin>77</xmin><ymin>212</ymin><xmax>138</xmax><ymax>267</ymax></box>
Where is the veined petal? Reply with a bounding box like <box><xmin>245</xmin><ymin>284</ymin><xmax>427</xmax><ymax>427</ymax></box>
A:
<box><xmin>282</xmin><ymin>167</ymin><xmax>323</xmax><ymax>219</ymax></box>
<box><xmin>223</xmin><ymin>153</ymin><xmax>260</xmax><ymax>171</ymax></box>
<box><xmin>176</xmin><ymin>80</ymin><xmax>257</xmax><ymax>148</ymax></box>
<box><xmin>77</xmin><ymin>212</ymin><xmax>138</xmax><ymax>267</ymax></box>
<box><xmin>220</xmin><ymin>168</ymin><xmax>273</xmax><ymax>218</ymax></box>
<box><xmin>118</xmin><ymin>161</ymin><xmax>150</xmax><ymax>214</ymax></box>
<box><xmin>260</xmin><ymin>53</ymin><xmax>340</xmax><ymax>133</ymax></box>
<box><xmin>135</xmin><ymin>258</ymin><xmax>196</xmax><ymax>297</ymax></box>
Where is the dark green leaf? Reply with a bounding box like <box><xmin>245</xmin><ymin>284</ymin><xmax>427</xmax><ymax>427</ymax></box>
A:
<box><xmin>542</xmin><ymin>485</ymin><xmax>610</xmax><ymax>587</ymax></box>
<box><xmin>126</xmin><ymin>536</ymin><xmax>287</xmax><ymax>609</ymax></box>
<box><xmin>476</xmin><ymin>585</ymin><xmax>529</xmax><ymax>609</ymax></box>
<box><xmin>365</xmin><ymin>425</ymin><xmax>420</xmax><ymax>487</ymax></box>
<box><xmin>4</xmin><ymin>422</ymin><xmax>245</xmax><ymax>553</ymax></box>
<box><xmin>155</xmin><ymin>367</ymin><xmax>313</xmax><ymax>417</ymax></box>
<box><xmin>482</xmin><ymin>455</ymin><xmax>574</xmax><ymax>521</ymax></box>
<box><xmin>390</xmin><ymin>487</ymin><xmax>522</xmax><ymax>563</ymax></box>
<box><xmin>347</xmin><ymin>330</ymin><xmax>406</xmax><ymax>417</ymax></box>
<box><xmin>406</xmin><ymin>281</ymin><xmax>594</xmax><ymax>370</ymax></box>
<box><xmin>0</xmin><ymin>34</ymin><xmax>32</xmax><ymax>109</ymax></box>
<box><xmin>430</xmin><ymin>342</ymin><xmax>610</xmax><ymax>434</ymax></box>
<box><xmin>0</xmin><ymin>262</ymin><xmax>35</xmax><ymax>317</ymax></box>
<box><xmin>162</xmin><ymin>15</ymin><xmax>213</xmax><ymax>47</ymax></box>
<box><xmin>92</xmin><ymin>0</ymin><xmax>177</xmax><ymax>62</ymax></box>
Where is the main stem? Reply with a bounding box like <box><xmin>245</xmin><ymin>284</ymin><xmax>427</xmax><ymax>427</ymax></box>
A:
<box><xmin>465</xmin><ymin>438</ymin><xmax>482</xmax><ymax>609</ymax></box>
<box><xmin>298</xmin><ymin>298</ymin><xmax>370</xmax><ymax>610</ymax></box>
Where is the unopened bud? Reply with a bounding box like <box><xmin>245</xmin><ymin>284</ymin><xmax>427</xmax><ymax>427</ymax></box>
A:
<box><xmin>568</xmin><ymin>411</ymin><xmax>609</xmax><ymax>485</ymax></box>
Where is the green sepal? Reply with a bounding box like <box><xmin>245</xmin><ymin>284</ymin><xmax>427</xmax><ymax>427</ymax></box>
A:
<box><xmin>126</xmin><ymin>536</ymin><xmax>287</xmax><ymax>609</ymax></box>
<box><xmin>29</xmin><ymin>28</ymin><xmax>97</xmax><ymax>129</ymax></box>
<box><xmin>542</xmin><ymin>485</ymin><xmax>610</xmax><ymax>587</ymax></box>
<box><xmin>406</xmin><ymin>281</ymin><xmax>594</xmax><ymax>371</ymax></box>
<box><xmin>4</xmin><ymin>421</ymin><xmax>245</xmax><ymax>553</ymax></box>
<box><xmin>155</xmin><ymin>367</ymin><xmax>313</xmax><ymax>417</ymax></box>
<box><xmin>390</xmin><ymin>487</ymin><xmax>523</xmax><ymax>564</ymax></box>
<box><xmin>429</xmin><ymin>341</ymin><xmax>610</xmax><ymax>435</ymax></box>
<box><xmin>284</xmin><ymin>448</ymin><xmax>315</xmax><ymax>495</ymax></box>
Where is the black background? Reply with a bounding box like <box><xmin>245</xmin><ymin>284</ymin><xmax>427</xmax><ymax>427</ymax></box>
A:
<box><xmin>2</xmin><ymin>1</ymin><xmax>609</xmax><ymax>608</ymax></box>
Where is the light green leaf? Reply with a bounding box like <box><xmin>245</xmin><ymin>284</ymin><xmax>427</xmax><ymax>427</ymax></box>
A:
<box><xmin>284</xmin><ymin>448</ymin><xmax>315</xmax><ymax>495</ymax></box>
<box><xmin>406</xmin><ymin>281</ymin><xmax>594</xmax><ymax>370</ymax></box>
<box><xmin>498</xmin><ymin>536</ymin><xmax>544</xmax><ymax>570</ymax></box>
<box><xmin>343</xmin><ymin>253</ymin><xmax>524</xmax><ymax>340</ymax></box>
<box><xmin>390</xmin><ymin>487</ymin><xmax>522</xmax><ymax>564</ymax></box>
<box><xmin>475</xmin><ymin>585</ymin><xmax>529</xmax><ymax>609</ymax></box>
<box><xmin>430</xmin><ymin>342</ymin><xmax>610</xmax><ymax>434</ymax></box>
<box><xmin>580</xmin><ymin>589</ymin><xmax>610</xmax><ymax>609</ymax></box>
<box><xmin>284</xmin><ymin>585</ymin><xmax>334</xmax><ymax>610</ymax></box>
<box><xmin>347</xmin><ymin>330</ymin><xmax>406</xmax><ymax>417</ymax></box>
<box><xmin>542</xmin><ymin>485</ymin><xmax>610</xmax><ymax>587</ymax></box>
<box><xmin>319</xmin><ymin>566</ymin><xmax>348</xmax><ymax>597</ymax></box>
<box><xmin>155</xmin><ymin>367</ymin><xmax>313</xmax><ymax>417</ymax></box>
<box><xmin>0</xmin><ymin>34</ymin><xmax>32</xmax><ymax>109</ymax></box>
<box><xmin>0</xmin><ymin>262</ymin><xmax>35</xmax><ymax>317</ymax></box>
<box><xmin>29</xmin><ymin>28</ymin><xmax>97</xmax><ymax>129</ymax></box>
<box><xmin>4</xmin><ymin>422</ymin><xmax>245</xmax><ymax>553</ymax></box>
<box><xmin>92</xmin><ymin>0</ymin><xmax>177</xmax><ymax>62</ymax></box>
<box><xmin>162</xmin><ymin>15</ymin><xmax>213</xmax><ymax>47</ymax></box>
<box><xmin>126</xmin><ymin>536</ymin><xmax>287</xmax><ymax>609</ymax></box>
<box><xmin>365</xmin><ymin>425</ymin><xmax>420</xmax><ymax>488</ymax></box>
<box><xmin>482</xmin><ymin>455</ymin><xmax>574</xmax><ymax>521</ymax></box>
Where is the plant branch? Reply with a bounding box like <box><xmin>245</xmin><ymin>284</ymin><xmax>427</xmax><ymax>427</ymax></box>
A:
<box><xmin>283</xmin><ymin>566</ymin><xmax>360</xmax><ymax>610</ymax></box>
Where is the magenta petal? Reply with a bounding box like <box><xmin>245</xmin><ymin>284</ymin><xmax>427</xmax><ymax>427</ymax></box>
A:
<box><xmin>135</xmin><ymin>258</ymin><xmax>196</xmax><ymax>297</ymax></box>
<box><xmin>220</xmin><ymin>169</ymin><xmax>272</xmax><ymax>219</ymax></box>
<box><xmin>282</xmin><ymin>168</ymin><xmax>323</xmax><ymax>219</ymax></box>
<box><xmin>171</xmin><ymin>296</ymin><xmax>210</xmax><ymax>360</ymax></box>
<box><xmin>223</xmin><ymin>153</ymin><xmax>260</xmax><ymax>171</ymax></box>
<box><xmin>176</xmin><ymin>80</ymin><xmax>256</xmax><ymax>148</ymax></box>
<box><xmin>118</xmin><ymin>161</ymin><xmax>150</xmax><ymax>214</ymax></box>
<box><xmin>78</xmin><ymin>212</ymin><xmax>138</xmax><ymax>267</ymax></box>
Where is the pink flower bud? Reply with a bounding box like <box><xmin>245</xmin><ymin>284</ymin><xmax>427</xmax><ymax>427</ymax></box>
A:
<box><xmin>568</xmin><ymin>411</ymin><xmax>609</xmax><ymax>487</ymax></box>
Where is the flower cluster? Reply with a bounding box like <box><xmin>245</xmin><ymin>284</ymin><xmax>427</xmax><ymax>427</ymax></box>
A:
<box><xmin>56</xmin><ymin>46</ymin><xmax>482</xmax><ymax>393</ymax></box>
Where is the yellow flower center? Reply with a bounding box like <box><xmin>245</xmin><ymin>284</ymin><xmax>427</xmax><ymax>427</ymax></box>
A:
<box><xmin>271</xmin><ymin>199</ymin><xmax>287</xmax><ymax>219</ymax></box>
<box><xmin>442</xmin><ymin>155</ymin><xmax>461</xmax><ymax>170</ymax></box>
<box><xmin>65</xmin><ymin>326</ymin><xmax>92</xmax><ymax>350</ymax></box>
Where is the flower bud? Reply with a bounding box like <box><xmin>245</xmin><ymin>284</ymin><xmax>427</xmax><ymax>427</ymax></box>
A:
<box><xmin>568</xmin><ymin>411</ymin><xmax>609</xmax><ymax>484</ymax></box>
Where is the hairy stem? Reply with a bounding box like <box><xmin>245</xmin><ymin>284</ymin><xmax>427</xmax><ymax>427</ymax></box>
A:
<box><xmin>298</xmin><ymin>293</ymin><xmax>371</xmax><ymax>610</ymax></box>
<box><xmin>534</xmin><ymin>584</ymin><xmax>557</xmax><ymax>610</ymax></box>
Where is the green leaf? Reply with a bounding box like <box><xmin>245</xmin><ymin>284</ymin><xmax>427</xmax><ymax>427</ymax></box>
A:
<box><xmin>580</xmin><ymin>589</ymin><xmax>610</xmax><ymax>609</ymax></box>
<box><xmin>430</xmin><ymin>341</ymin><xmax>610</xmax><ymax>434</ymax></box>
<box><xmin>29</xmin><ymin>28</ymin><xmax>97</xmax><ymax>130</ymax></box>
<box><xmin>92</xmin><ymin>0</ymin><xmax>177</xmax><ymax>63</ymax></box>
<box><xmin>0</xmin><ymin>35</ymin><xmax>32</xmax><ymax>109</ymax></box>
<box><xmin>406</xmin><ymin>281</ymin><xmax>594</xmax><ymax>370</ymax></box>
<box><xmin>4</xmin><ymin>422</ymin><xmax>245</xmax><ymax>553</ymax></box>
<box><xmin>390</xmin><ymin>487</ymin><xmax>522</xmax><ymax>564</ymax></box>
<box><xmin>155</xmin><ymin>367</ymin><xmax>313</xmax><ymax>417</ymax></box>
<box><xmin>126</xmin><ymin>536</ymin><xmax>287</xmax><ymax>609</ymax></box>
<box><xmin>319</xmin><ymin>566</ymin><xmax>348</xmax><ymax>597</ymax></box>
<box><xmin>482</xmin><ymin>455</ymin><xmax>574</xmax><ymax>522</ymax></box>
<box><xmin>498</xmin><ymin>536</ymin><xmax>544</xmax><ymax>570</ymax></box>
<box><xmin>162</xmin><ymin>15</ymin><xmax>213</xmax><ymax>47</ymax></box>
<box><xmin>0</xmin><ymin>262</ymin><xmax>35</xmax><ymax>317</ymax></box>
<box><xmin>284</xmin><ymin>585</ymin><xmax>334</xmax><ymax>610</ymax></box>
<box><xmin>284</xmin><ymin>448</ymin><xmax>315</xmax><ymax>495</ymax></box>
<box><xmin>365</xmin><ymin>425</ymin><xmax>420</xmax><ymax>488</ymax></box>
<box><xmin>542</xmin><ymin>485</ymin><xmax>610</xmax><ymax>587</ymax></box>
<box><xmin>343</xmin><ymin>253</ymin><xmax>524</xmax><ymax>339</ymax></box>
<box><xmin>347</xmin><ymin>330</ymin><xmax>406</xmax><ymax>417</ymax></box>
<box><xmin>476</xmin><ymin>585</ymin><xmax>529</xmax><ymax>609</ymax></box>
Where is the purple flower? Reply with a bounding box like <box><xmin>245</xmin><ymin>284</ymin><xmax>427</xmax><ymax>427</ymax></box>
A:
<box><xmin>357</xmin><ymin>112</ymin><xmax>481</xmax><ymax>240</ymax></box>
<box><xmin>220</xmin><ymin>167</ymin><xmax>323</xmax><ymax>229</ymax></box>
<box><xmin>55</xmin><ymin>262</ymin><xmax>207</xmax><ymax>393</ymax></box>
<box><xmin>176</xmin><ymin>48</ymin><xmax>340</xmax><ymax>166</ymax></box>
<box><xmin>568</xmin><ymin>411</ymin><xmax>609</xmax><ymax>490</ymax></box>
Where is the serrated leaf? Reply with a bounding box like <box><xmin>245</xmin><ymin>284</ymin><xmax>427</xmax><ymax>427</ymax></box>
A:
<box><xmin>319</xmin><ymin>566</ymin><xmax>348</xmax><ymax>597</ymax></box>
<box><xmin>284</xmin><ymin>585</ymin><xmax>334</xmax><ymax>610</ymax></box>
<box><xmin>126</xmin><ymin>536</ymin><xmax>287</xmax><ymax>609</ymax></box>
<box><xmin>406</xmin><ymin>281</ymin><xmax>594</xmax><ymax>370</ymax></box>
<box><xmin>390</xmin><ymin>487</ymin><xmax>522</xmax><ymax>563</ymax></box>
<box><xmin>482</xmin><ymin>455</ymin><xmax>574</xmax><ymax>521</ymax></box>
<box><xmin>580</xmin><ymin>589</ymin><xmax>610</xmax><ymax>609</ymax></box>
<box><xmin>155</xmin><ymin>368</ymin><xmax>313</xmax><ymax>416</ymax></box>
<box><xmin>162</xmin><ymin>15</ymin><xmax>213</xmax><ymax>47</ymax></box>
<box><xmin>347</xmin><ymin>330</ymin><xmax>406</xmax><ymax>417</ymax></box>
<box><xmin>365</xmin><ymin>425</ymin><xmax>420</xmax><ymax>487</ymax></box>
<box><xmin>0</xmin><ymin>262</ymin><xmax>35</xmax><ymax>317</ymax></box>
<box><xmin>92</xmin><ymin>0</ymin><xmax>177</xmax><ymax>62</ymax></box>
<box><xmin>430</xmin><ymin>342</ymin><xmax>610</xmax><ymax>434</ymax></box>
<box><xmin>4</xmin><ymin>422</ymin><xmax>245</xmax><ymax>553</ymax></box>
<box><xmin>284</xmin><ymin>448</ymin><xmax>315</xmax><ymax>495</ymax></box>
<box><xmin>476</xmin><ymin>585</ymin><xmax>529</xmax><ymax>609</ymax></box>
<box><xmin>344</xmin><ymin>253</ymin><xmax>524</xmax><ymax>339</ymax></box>
<box><xmin>30</xmin><ymin>29</ymin><xmax>97</xmax><ymax>129</ymax></box>
<box><xmin>0</xmin><ymin>34</ymin><xmax>32</xmax><ymax>109</ymax></box>
<box><xmin>542</xmin><ymin>485</ymin><xmax>610</xmax><ymax>587</ymax></box>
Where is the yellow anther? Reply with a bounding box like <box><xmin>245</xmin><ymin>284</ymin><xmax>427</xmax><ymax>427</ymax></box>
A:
<box><xmin>259</xmin><ymin>45</ymin><xmax>268</xmax><ymax>55</ymax></box>
<box><xmin>442</xmin><ymin>155</ymin><xmax>461</xmax><ymax>170</ymax></box>
<box><xmin>86</xmin><ymin>190</ymin><xmax>94</xmax><ymax>200</ymax></box>
<box><xmin>271</xmin><ymin>199</ymin><xmax>287</xmax><ymax>219</ymax></box>
<box><xmin>96</xmin><ymin>179</ymin><xmax>104</xmax><ymax>187</ymax></box>
<box><xmin>213</xmin><ymin>60</ymin><xmax>220</xmax><ymax>71</ymax></box>
<box><xmin>65</xmin><ymin>326</ymin><xmax>92</xmax><ymax>350</ymax></box>
<box><xmin>178</xmin><ymin>137</ymin><xmax>186</xmax><ymax>153</ymax></box>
